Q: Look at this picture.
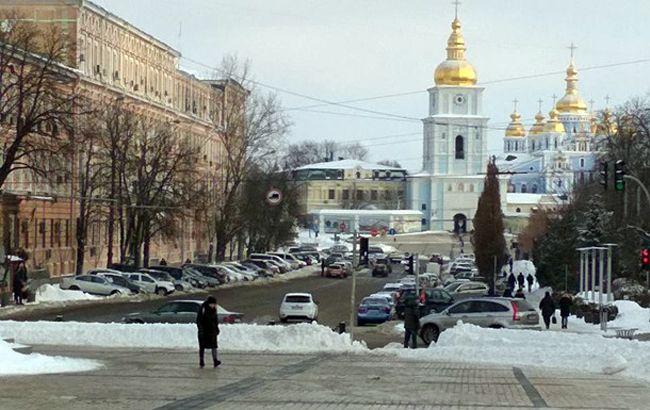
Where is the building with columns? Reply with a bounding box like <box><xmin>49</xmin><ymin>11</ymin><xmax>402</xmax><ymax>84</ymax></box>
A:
<box><xmin>0</xmin><ymin>0</ymin><xmax>242</xmax><ymax>276</ymax></box>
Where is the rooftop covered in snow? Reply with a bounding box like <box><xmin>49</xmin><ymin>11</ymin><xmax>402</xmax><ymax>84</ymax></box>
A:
<box><xmin>294</xmin><ymin>159</ymin><xmax>404</xmax><ymax>171</ymax></box>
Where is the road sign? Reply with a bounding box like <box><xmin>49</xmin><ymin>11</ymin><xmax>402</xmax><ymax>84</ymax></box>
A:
<box><xmin>388</xmin><ymin>228</ymin><xmax>396</xmax><ymax>235</ymax></box>
<box><xmin>370</xmin><ymin>227</ymin><xmax>378</xmax><ymax>237</ymax></box>
<box><xmin>265</xmin><ymin>189</ymin><xmax>282</xmax><ymax>206</ymax></box>
<box><xmin>339</xmin><ymin>222</ymin><xmax>347</xmax><ymax>232</ymax></box>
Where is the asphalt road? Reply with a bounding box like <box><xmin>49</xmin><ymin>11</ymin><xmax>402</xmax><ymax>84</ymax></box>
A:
<box><xmin>6</xmin><ymin>270</ymin><xmax>399</xmax><ymax>327</ymax></box>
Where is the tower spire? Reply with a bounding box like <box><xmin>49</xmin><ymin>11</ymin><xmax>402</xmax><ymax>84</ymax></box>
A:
<box><xmin>453</xmin><ymin>0</ymin><xmax>461</xmax><ymax>18</ymax></box>
<box><xmin>556</xmin><ymin>44</ymin><xmax>587</xmax><ymax>113</ymax></box>
<box><xmin>537</xmin><ymin>98</ymin><xmax>543</xmax><ymax>112</ymax></box>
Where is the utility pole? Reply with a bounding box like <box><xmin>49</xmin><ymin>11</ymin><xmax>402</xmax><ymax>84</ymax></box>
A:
<box><xmin>349</xmin><ymin>230</ymin><xmax>358</xmax><ymax>340</ymax></box>
<box><xmin>564</xmin><ymin>264</ymin><xmax>568</xmax><ymax>292</ymax></box>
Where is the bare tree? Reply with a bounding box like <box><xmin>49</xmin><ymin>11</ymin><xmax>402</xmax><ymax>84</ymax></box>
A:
<box><xmin>208</xmin><ymin>56</ymin><xmax>290</xmax><ymax>261</ymax></box>
<box><xmin>377</xmin><ymin>159</ymin><xmax>402</xmax><ymax>168</ymax></box>
<box><xmin>0</xmin><ymin>13</ymin><xmax>81</xmax><ymax>188</ymax></box>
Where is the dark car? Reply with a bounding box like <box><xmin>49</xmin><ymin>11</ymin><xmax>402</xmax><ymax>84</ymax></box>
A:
<box><xmin>99</xmin><ymin>272</ymin><xmax>142</xmax><ymax>294</ymax></box>
<box><xmin>240</xmin><ymin>261</ymin><xmax>274</xmax><ymax>278</ymax></box>
<box><xmin>395</xmin><ymin>288</ymin><xmax>454</xmax><ymax>319</ymax></box>
<box><xmin>122</xmin><ymin>300</ymin><xmax>243</xmax><ymax>324</ymax></box>
<box><xmin>182</xmin><ymin>264</ymin><xmax>227</xmax><ymax>284</ymax></box>
<box><xmin>149</xmin><ymin>265</ymin><xmax>183</xmax><ymax>280</ymax></box>
<box><xmin>371</xmin><ymin>258</ymin><xmax>392</xmax><ymax>277</ymax></box>
<box><xmin>109</xmin><ymin>263</ymin><xmax>139</xmax><ymax>273</ymax></box>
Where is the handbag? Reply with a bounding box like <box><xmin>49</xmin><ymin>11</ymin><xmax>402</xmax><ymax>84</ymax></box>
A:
<box><xmin>551</xmin><ymin>316</ymin><xmax>557</xmax><ymax>324</ymax></box>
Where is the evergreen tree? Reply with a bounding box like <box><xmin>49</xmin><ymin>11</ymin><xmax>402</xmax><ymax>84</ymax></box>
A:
<box><xmin>534</xmin><ymin>207</ymin><xmax>579</xmax><ymax>291</ymax></box>
<box><xmin>472</xmin><ymin>160</ymin><xmax>507</xmax><ymax>293</ymax></box>
<box><xmin>577</xmin><ymin>194</ymin><xmax>612</xmax><ymax>246</ymax></box>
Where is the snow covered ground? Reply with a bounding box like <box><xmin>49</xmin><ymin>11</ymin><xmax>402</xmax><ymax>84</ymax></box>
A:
<box><xmin>0</xmin><ymin>321</ymin><xmax>367</xmax><ymax>353</ymax></box>
<box><xmin>378</xmin><ymin>322</ymin><xmax>650</xmax><ymax>382</ymax></box>
<box><xmin>0</xmin><ymin>338</ymin><xmax>100</xmax><ymax>376</ymax></box>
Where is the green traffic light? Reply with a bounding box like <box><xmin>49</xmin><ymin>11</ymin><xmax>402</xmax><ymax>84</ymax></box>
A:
<box><xmin>615</xmin><ymin>180</ymin><xmax>625</xmax><ymax>192</ymax></box>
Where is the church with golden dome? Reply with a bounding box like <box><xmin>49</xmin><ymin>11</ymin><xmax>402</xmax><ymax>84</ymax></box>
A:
<box><xmin>407</xmin><ymin>10</ymin><xmax>490</xmax><ymax>232</ymax></box>
<box><xmin>498</xmin><ymin>50</ymin><xmax>610</xmax><ymax>195</ymax></box>
<box><xmin>407</xmin><ymin>8</ymin><xmax>612</xmax><ymax>232</ymax></box>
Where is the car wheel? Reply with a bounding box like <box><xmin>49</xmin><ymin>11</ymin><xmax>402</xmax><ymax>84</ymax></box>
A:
<box><xmin>421</xmin><ymin>324</ymin><xmax>440</xmax><ymax>345</ymax></box>
<box><xmin>175</xmin><ymin>284</ymin><xmax>183</xmax><ymax>291</ymax></box>
<box><xmin>488</xmin><ymin>324</ymin><xmax>503</xmax><ymax>329</ymax></box>
<box><xmin>155</xmin><ymin>287</ymin><xmax>166</xmax><ymax>296</ymax></box>
<box><xmin>69</xmin><ymin>286</ymin><xmax>80</xmax><ymax>291</ymax></box>
<box><xmin>357</xmin><ymin>320</ymin><xmax>365</xmax><ymax>327</ymax></box>
<box><xmin>279</xmin><ymin>317</ymin><xmax>288</xmax><ymax>323</ymax></box>
<box><xmin>110</xmin><ymin>290</ymin><xmax>121</xmax><ymax>296</ymax></box>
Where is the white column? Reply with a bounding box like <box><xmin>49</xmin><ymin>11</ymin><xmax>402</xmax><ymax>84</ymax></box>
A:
<box><xmin>599</xmin><ymin>248</ymin><xmax>605</xmax><ymax>306</ymax></box>
<box><xmin>319</xmin><ymin>214</ymin><xmax>325</xmax><ymax>234</ymax></box>
<box><xmin>579</xmin><ymin>251</ymin><xmax>584</xmax><ymax>295</ymax></box>
<box><xmin>590</xmin><ymin>248</ymin><xmax>596</xmax><ymax>303</ymax></box>
<box><xmin>607</xmin><ymin>246</ymin><xmax>613</xmax><ymax>303</ymax></box>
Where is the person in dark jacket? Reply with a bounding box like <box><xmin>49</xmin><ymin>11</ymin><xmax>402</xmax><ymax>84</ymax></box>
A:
<box><xmin>525</xmin><ymin>273</ymin><xmax>534</xmax><ymax>292</ymax></box>
<box><xmin>538</xmin><ymin>291</ymin><xmax>556</xmax><ymax>330</ymax></box>
<box><xmin>559</xmin><ymin>293</ymin><xmax>573</xmax><ymax>329</ymax></box>
<box><xmin>514</xmin><ymin>288</ymin><xmax>526</xmax><ymax>299</ymax></box>
<box><xmin>517</xmin><ymin>272</ymin><xmax>525</xmax><ymax>289</ymax></box>
<box><xmin>13</xmin><ymin>262</ymin><xmax>27</xmax><ymax>305</ymax></box>
<box><xmin>321</xmin><ymin>258</ymin><xmax>326</xmax><ymax>276</ymax></box>
<box><xmin>159</xmin><ymin>258</ymin><xmax>168</xmax><ymax>266</ymax></box>
<box><xmin>507</xmin><ymin>273</ymin><xmax>516</xmax><ymax>291</ymax></box>
<box><xmin>403</xmin><ymin>294</ymin><xmax>420</xmax><ymax>348</ymax></box>
<box><xmin>196</xmin><ymin>295</ymin><xmax>220</xmax><ymax>368</ymax></box>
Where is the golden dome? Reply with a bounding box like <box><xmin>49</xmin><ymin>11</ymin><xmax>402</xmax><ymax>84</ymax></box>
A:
<box><xmin>529</xmin><ymin>110</ymin><xmax>546</xmax><ymax>135</ymax></box>
<box><xmin>555</xmin><ymin>62</ymin><xmax>588</xmax><ymax>113</ymax></box>
<box><xmin>434</xmin><ymin>18</ymin><xmax>478</xmax><ymax>86</ymax></box>
<box><xmin>505</xmin><ymin>110</ymin><xmax>526</xmax><ymax>137</ymax></box>
<box><xmin>544</xmin><ymin>108</ymin><xmax>566</xmax><ymax>133</ymax></box>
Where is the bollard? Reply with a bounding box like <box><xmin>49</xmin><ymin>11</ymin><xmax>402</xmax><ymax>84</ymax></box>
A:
<box><xmin>338</xmin><ymin>321</ymin><xmax>346</xmax><ymax>334</ymax></box>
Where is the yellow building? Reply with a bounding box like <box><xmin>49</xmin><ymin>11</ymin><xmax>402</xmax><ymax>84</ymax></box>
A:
<box><xmin>0</xmin><ymin>0</ymin><xmax>240</xmax><ymax>275</ymax></box>
<box><xmin>291</xmin><ymin>159</ymin><xmax>407</xmax><ymax>217</ymax></box>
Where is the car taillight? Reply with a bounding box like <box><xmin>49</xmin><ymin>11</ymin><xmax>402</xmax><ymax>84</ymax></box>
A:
<box><xmin>223</xmin><ymin>315</ymin><xmax>236</xmax><ymax>324</ymax></box>
<box><xmin>358</xmin><ymin>307</ymin><xmax>368</xmax><ymax>313</ymax></box>
<box><xmin>511</xmin><ymin>301</ymin><xmax>520</xmax><ymax>321</ymax></box>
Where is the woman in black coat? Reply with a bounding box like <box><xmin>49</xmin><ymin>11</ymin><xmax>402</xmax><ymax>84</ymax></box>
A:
<box><xmin>559</xmin><ymin>293</ymin><xmax>573</xmax><ymax>329</ymax></box>
<box><xmin>538</xmin><ymin>291</ymin><xmax>556</xmax><ymax>330</ymax></box>
<box><xmin>196</xmin><ymin>295</ymin><xmax>221</xmax><ymax>368</ymax></box>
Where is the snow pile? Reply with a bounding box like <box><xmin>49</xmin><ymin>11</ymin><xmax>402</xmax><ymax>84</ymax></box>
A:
<box><xmin>378</xmin><ymin>323</ymin><xmax>650</xmax><ymax>382</ymax></box>
<box><xmin>610</xmin><ymin>301</ymin><xmax>650</xmax><ymax>331</ymax></box>
<box><xmin>0</xmin><ymin>321</ymin><xmax>367</xmax><ymax>353</ymax></box>
<box><xmin>0</xmin><ymin>338</ymin><xmax>100</xmax><ymax>376</ymax></box>
<box><xmin>35</xmin><ymin>284</ymin><xmax>100</xmax><ymax>303</ymax></box>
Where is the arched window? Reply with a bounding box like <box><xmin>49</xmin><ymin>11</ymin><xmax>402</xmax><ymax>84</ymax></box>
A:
<box><xmin>458</xmin><ymin>183</ymin><xmax>464</xmax><ymax>192</ymax></box>
<box><xmin>580</xmin><ymin>158</ymin><xmax>584</xmax><ymax>168</ymax></box>
<box><xmin>554</xmin><ymin>138</ymin><xmax>558</xmax><ymax>149</ymax></box>
<box><xmin>455</xmin><ymin>135</ymin><xmax>464</xmax><ymax>159</ymax></box>
<box><xmin>532</xmin><ymin>184</ymin><xmax>538</xmax><ymax>193</ymax></box>
<box><xmin>508</xmin><ymin>184</ymin><xmax>515</xmax><ymax>193</ymax></box>
<box><xmin>521</xmin><ymin>184</ymin><xmax>528</xmax><ymax>193</ymax></box>
<box><xmin>447</xmin><ymin>184</ymin><xmax>453</xmax><ymax>192</ymax></box>
<box><xmin>469</xmin><ymin>184</ymin><xmax>474</xmax><ymax>192</ymax></box>
<box><xmin>515</xmin><ymin>141</ymin><xmax>518</xmax><ymax>151</ymax></box>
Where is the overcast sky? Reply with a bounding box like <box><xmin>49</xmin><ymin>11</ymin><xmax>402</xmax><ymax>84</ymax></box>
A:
<box><xmin>94</xmin><ymin>0</ymin><xmax>650</xmax><ymax>171</ymax></box>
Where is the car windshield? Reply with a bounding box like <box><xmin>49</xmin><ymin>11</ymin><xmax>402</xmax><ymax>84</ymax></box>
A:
<box><xmin>362</xmin><ymin>298</ymin><xmax>388</xmax><ymax>306</ymax></box>
<box><xmin>285</xmin><ymin>295</ymin><xmax>311</xmax><ymax>303</ymax></box>
<box><xmin>445</xmin><ymin>282</ymin><xmax>463</xmax><ymax>292</ymax></box>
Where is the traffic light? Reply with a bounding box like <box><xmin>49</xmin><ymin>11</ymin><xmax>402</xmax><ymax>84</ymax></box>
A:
<box><xmin>614</xmin><ymin>160</ymin><xmax>626</xmax><ymax>192</ymax></box>
<box><xmin>359</xmin><ymin>237</ymin><xmax>369</xmax><ymax>265</ymax></box>
<box><xmin>642</xmin><ymin>248</ymin><xmax>650</xmax><ymax>270</ymax></box>
<box><xmin>407</xmin><ymin>255</ymin><xmax>414</xmax><ymax>274</ymax></box>
<box><xmin>599</xmin><ymin>161</ymin><xmax>608</xmax><ymax>190</ymax></box>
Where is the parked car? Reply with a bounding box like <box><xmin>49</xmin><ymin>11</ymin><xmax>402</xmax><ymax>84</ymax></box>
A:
<box><xmin>242</xmin><ymin>260</ymin><xmax>277</xmax><ymax>276</ymax></box>
<box><xmin>419</xmin><ymin>298</ymin><xmax>541</xmax><ymax>344</ymax></box>
<box><xmin>357</xmin><ymin>296</ymin><xmax>392</xmax><ymax>326</ymax></box>
<box><xmin>211</xmin><ymin>264</ymin><xmax>246</xmax><ymax>282</ymax></box>
<box><xmin>108</xmin><ymin>263</ymin><xmax>139</xmax><ymax>273</ymax></box>
<box><xmin>123</xmin><ymin>300</ymin><xmax>243</xmax><ymax>324</ymax></box>
<box><xmin>444</xmin><ymin>281</ymin><xmax>489</xmax><ymax>298</ymax></box>
<box><xmin>368</xmin><ymin>292</ymin><xmax>396</xmax><ymax>307</ymax></box>
<box><xmin>183</xmin><ymin>264</ymin><xmax>227</xmax><ymax>284</ymax></box>
<box><xmin>279</xmin><ymin>293</ymin><xmax>319</xmax><ymax>322</ymax></box>
<box><xmin>141</xmin><ymin>268</ymin><xmax>193</xmax><ymax>291</ymax></box>
<box><xmin>126</xmin><ymin>272</ymin><xmax>175</xmax><ymax>295</ymax></box>
<box><xmin>269</xmin><ymin>252</ymin><xmax>305</xmax><ymax>269</ymax></box>
<box><xmin>182</xmin><ymin>267</ymin><xmax>217</xmax><ymax>288</ymax></box>
<box><xmin>324</xmin><ymin>263</ymin><xmax>347</xmax><ymax>278</ymax></box>
<box><xmin>61</xmin><ymin>275</ymin><xmax>131</xmax><ymax>296</ymax></box>
<box><xmin>371</xmin><ymin>257</ymin><xmax>392</xmax><ymax>277</ymax></box>
<box><xmin>223</xmin><ymin>262</ymin><xmax>259</xmax><ymax>280</ymax></box>
<box><xmin>96</xmin><ymin>272</ymin><xmax>142</xmax><ymax>294</ymax></box>
<box><xmin>250</xmin><ymin>253</ymin><xmax>293</xmax><ymax>271</ymax></box>
<box><xmin>395</xmin><ymin>288</ymin><xmax>455</xmax><ymax>318</ymax></box>
<box><xmin>149</xmin><ymin>265</ymin><xmax>198</xmax><ymax>290</ymax></box>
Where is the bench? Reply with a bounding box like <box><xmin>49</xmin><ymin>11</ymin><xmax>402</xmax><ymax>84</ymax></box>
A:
<box><xmin>615</xmin><ymin>328</ymin><xmax>638</xmax><ymax>340</ymax></box>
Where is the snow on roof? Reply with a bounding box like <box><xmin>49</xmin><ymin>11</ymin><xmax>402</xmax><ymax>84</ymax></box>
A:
<box><xmin>294</xmin><ymin>159</ymin><xmax>404</xmax><ymax>171</ymax></box>
<box><xmin>506</xmin><ymin>193</ymin><xmax>544</xmax><ymax>205</ymax></box>
<box><xmin>309</xmin><ymin>209</ymin><xmax>422</xmax><ymax>216</ymax></box>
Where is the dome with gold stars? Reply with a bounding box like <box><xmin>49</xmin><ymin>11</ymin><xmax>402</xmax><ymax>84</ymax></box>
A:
<box><xmin>434</xmin><ymin>18</ymin><xmax>478</xmax><ymax>86</ymax></box>
<box><xmin>555</xmin><ymin>62</ymin><xmax>588</xmax><ymax>113</ymax></box>
<box><xmin>505</xmin><ymin>109</ymin><xmax>526</xmax><ymax>137</ymax></box>
<box><xmin>544</xmin><ymin>108</ymin><xmax>566</xmax><ymax>133</ymax></box>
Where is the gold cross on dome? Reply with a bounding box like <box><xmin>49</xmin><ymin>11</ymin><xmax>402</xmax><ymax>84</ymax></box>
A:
<box><xmin>512</xmin><ymin>98</ymin><xmax>519</xmax><ymax>112</ymax></box>
<box><xmin>537</xmin><ymin>98</ymin><xmax>543</xmax><ymax>112</ymax></box>
<box><xmin>605</xmin><ymin>95</ymin><xmax>611</xmax><ymax>107</ymax></box>
<box><xmin>452</xmin><ymin>0</ymin><xmax>461</xmax><ymax>18</ymax></box>
<box><xmin>552</xmin><ymin>94</ymin><xmax>558</xmax><ymax>105</ymax></box>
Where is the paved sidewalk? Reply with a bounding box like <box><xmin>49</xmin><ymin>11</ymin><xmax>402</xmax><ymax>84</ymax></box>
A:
<box><xmin>2</xmin><ymin>346</ymin><xmax>649</xmax><ymax>410</ymax></box>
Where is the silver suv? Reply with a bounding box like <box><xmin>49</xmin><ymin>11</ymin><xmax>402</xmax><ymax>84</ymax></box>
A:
<box><xmin>419</xmin><ymin>297</ymin><xmax>540</xmax><ymax>344</ymax></box>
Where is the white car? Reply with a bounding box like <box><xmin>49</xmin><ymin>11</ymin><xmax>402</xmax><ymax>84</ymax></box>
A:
<box><xmin>250</xmin><ymin>253</ymin><xmax>293</xmax><ymax>271</ymax></box>
<box><xmin>399</xmin><ymin>277</ymin><xmax>416</xmax><ymax>286</ymax></box>
<box><xmin>279</xmin><ymin>293</ymin><xmax>319</xmax><ymax>322</ymax></box>
<box><xmin>213</xmin><ymin>264</ymin><xmax>247</xmax><ymax>282</ymax></box>
<box><xmin>269</xmin><ymin>252</ymin><xmax>306</xmax><ymax>269</ymax></box>
<box><xmin>223</xmin><ymin>262</ymin><xmax>259</xmax><ymax>280</ymax></box>
<box><xmin>60</xmin><ymin>275</ymin><xmax>131</xmax><ymax>296</ymax></box>
<box><xmin>126</xmin><ymin>272</ymin><xmax>175</xmax><ymax>295</ymax></box>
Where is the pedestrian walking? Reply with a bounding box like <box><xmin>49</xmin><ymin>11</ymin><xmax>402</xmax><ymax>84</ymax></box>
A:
<box><xmin>517</xmin><ymin>272</ymin><xmax>525</xmax><ymax>289</ymax></box>
<box><xmin>508</xmin><ymin>257</ymin><xmax>513</xmax><ymax>273</ymax></box>
<box><xmin>538</xmin><ymin>291</ymin><xmax>556</xmax><ymax>330</ymax></box>
<box><xmin>320</xmin><ymin>258</ymin><xmax>326</xmax><ymax>276</ymax></box>
<box><xmin>403</xmin><ymin>295</ymin><xmax>420</xmax><ymax>349</ymax></box>
<box><xmin>526</xmin><ymin>273</ymin><xmax>534</xmax><ymax>292</ymax></box>
<box><xmin>159</xmin><ymin>258</ymin><xmax>168</xmax><ymax>266</ymax></box>
<box><xmin>507</xmin><ymin>273</ymin><xmax>516</xmax><ymax>291</ymax></box>
<box><xmin>13</xmin><ymin>262</ymin><xmax>27</xmax><ymax>305</ymax></box>
<box><xmin>196</xmin><ymin>295</ymin><xmax>221</xmax><ymax>368</ymax></box>
<box><xmin>514</xmin><ymin>288</ymin><xmax>526</xmax><ymax>299</ymax></box>
<box><xmin>559</xmin><ymin>293</ymin><xmax>573</xmax><ymax>329</ymax></box>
